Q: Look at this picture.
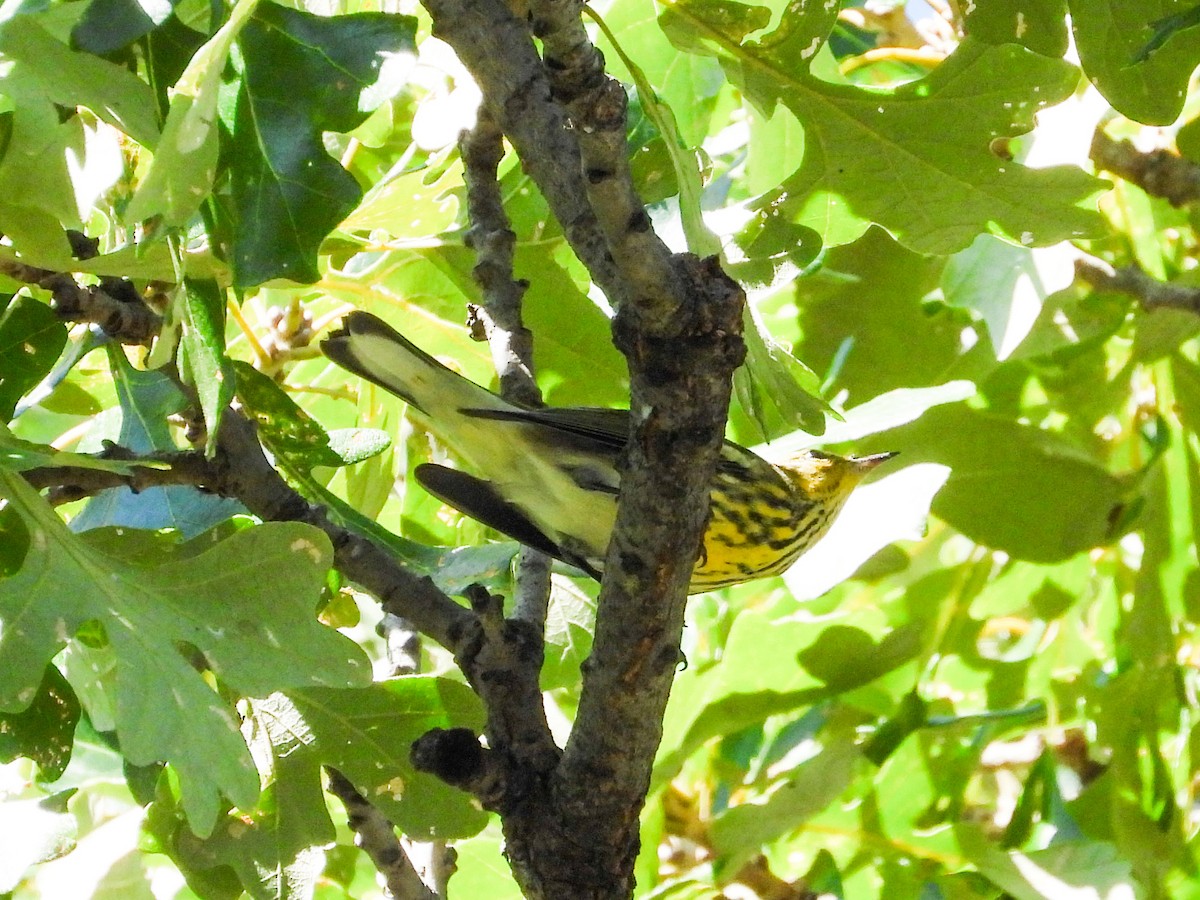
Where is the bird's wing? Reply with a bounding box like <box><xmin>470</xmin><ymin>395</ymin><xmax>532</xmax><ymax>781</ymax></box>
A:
<box><xmin>415</xmin><ymin>463</ymin><xmax>603</xmax><ymax>580</ymax></box>
<box><xmin>460</xmin><ymin>406</ymin><xmax>630</xmax><ymax>452</ymax></box>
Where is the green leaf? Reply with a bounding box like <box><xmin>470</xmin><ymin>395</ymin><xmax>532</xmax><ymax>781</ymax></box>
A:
<box><xmin>660</xmin><ymin>6</ymin><xmax>1106</xmax><ymax>253</ymax></box>
<box><xmin>798</xmin><ymin>851</ymin><xmax>845</xmax><ymax>900</ymax></box>
<box><xmin>796</xmin><ymin>623</ymin><xmax>925</xmax><ymax>692</ymax></box>
<box><xmin>957</xmin><ymin>825</ymin><xmax>1135</xmax><ymax>899</ymax></box>
<box><xmin>1172</xmin><ymin>353</ymin><xmax>1200</xmax><ymax>436</ymax></box>
<box><xmin>146</xmin><ymin>772</ymin><xmax>245</xmax><ymax>899</ymax></box>
<box><xmin>1178</xmin><ymin>114</ymin><xmax>1200</xmax><ymax>163</ymax></box>
<box><xmin>337</xmin><ymin>410</ymin><xmax>396</xmax><ymax>522</ymax></box>
<box><xmin>1137</xmin><ymin>6</ymin><xmax>1200</xmax><ymax>61</ymax></box>
<box><xmin>0</xmin><ymin>202</ymin><xmax>74</xmax><ymax>262</ymax></box>
<box><xmin>941</xmin><ymin>235</ymin><xmax>1078</xmax><ymax>361</ymax></box>
<box><xmin>969</xmin><ymin>556</ymin><xmax>1093</xmax><ymax>620</ymax></box>
<box><xmin>652</xmin><ymin>606</ymin><xmax>907</xmax><ymax>788</ymax></box>
<box><xmin>1009</xmin><ymin>286</ymin><xmax>1129</xmax><ymax>363</ymax></box>
<box><xmin>450</xmin><ymin>821</ymin><xmax>525</xmax><ymax>900</ymax></box>
<box><xmin>0</xmin><ymin>665</ymin><xmax>80</xmax><ymax>781</ymax></box>
<box><xmin>0</xmin><ymin>471</ymin><xmax>371</xmax><ymax>835</ymax></box>
<box><xmin>70</xmin><ymin>349</ymin><xmax>243</xmax><ymax>537</ymax></box>
<box><xmin>724</xmin><ymin>206</ymin><xmax>824</xmax><ymax>300</ymax></box>
<box><xmin>0</xmin><ymin>64</ymin><xmax>84</xmax><ymax>228</ymax></box>
<box><xmin>1070</xmin><ymin>0</ymin><xmax>1200</xmax><ymax>125</ymax></box>
<box><xmin>1126</xmin><ymin>385</ymin><xmax>1196</xmax><ymax>662</ymax></box>
<box><xmin>660</xmin><ymin>0</ymin><xmax>770</xmax><ymax>61</ymax></box>
<box><xmin>881</xmin><ymin>404</ymin><xmax>1129</xmax><ymax>561</ymax></box>
<box><xmin>0</xmin><ymin>241</ymin><xmax>225</xmax><ymax>284</ymax></box>
<box><xmin>791</xmin><ymin>228</ymin><xmax>962</xmax><ymax>403</ymax></box>
<box><xmin>736</xmin><ymin>314</ymin><xmax>830</xmax><ymax>437</ymax></box>
<box><xmin>1001</xmin><ymin>751</ymin><xmax>1056</xmax><ymax>847</ymax></box>
<box><xmin>541</xmin><ymin>577</ymin><xmax>597</xmax><ymax>691</ymax></box>
<box><xmin>765</xmin><ymin>380</ymin><xmax>977</xmax><ymax>451</ymax></box>
<box><xmin>0</xmin><ymin>294</ymin><xmax>67</xmax><ymax>420</ymax></box>
<box><xmin>861</xmin><ymin>690</ymin><xmax>928</xmax><ymax>766</ymax></box>
<box><xmin>106</xmin><ymin>345</ymin><xmax>186</xmax><ymax>453</ymax></box>
<box><xmin>325</xmin><ymin>427</ymin><xmax>392</xmax><ymax>466</ymax></box>
<box><xmin>964</xmin><ymin>0</ymin><xmax>1069</xmax><ymax>57</ymax></box>
<box><xmin>180</xmin><ymin>279</ymin><xmax>235</xmax><ymax>458</ymax></box>
<box><xmin>229</xmin><ymin>5</ymin><xmax>417</xmax><ymax>286</ymax></box>
<box><xmin>1132</xmin><ymin>305</ymin><xmax>1200</xmax><ymax>362</ymax></box>
<box><xmin>180</xmin><ymin>731</ymin><xmax>333</xmax><ymax>900</ymax></box>
<box><xmin>264</xmin><ymin>679</ymin><xmax>488</xmax><ymax>838</ymax></box>
<box><xmin>235</xmin><ymin>361</ymin><xmax>350</xmax><ymax>469</ymax></box>
<box><xmin>72</xmin><ymin>0</ymin><xmax>182</xmax><ymax>55</ymax></box>
<box><xmin>124</xmin><ymin>0</ymin><xmax>261</xmax><ymax>227</ymax></box>
<box><xmin>0</xmin><ymin>502</ymin><xmax>29</xmax><ymax>576</ymax></box>
<box><xmin>625</xmin><ymin>87</ymin><xmax>682</xmax><ymax>206</ymax></box>
<box><xmin>0</xmin><ymin>14</ymin><xmax>160</xmax><ymax>147</ymax></box>
<box><xmin>38</xmin><ymin>379</ymin><xmax>103</xmax><ymax>416</ymax></box>
<box><xmin>745</xmin><ymin>102</ymin><xmax>804</xmax><ymax>197</ymax></box>
<box><xmin>710</xmin><ymin>741</ymin><xmax>862</xmax><ymax>864</ymax></box>
<box><xmin>424</xmin><ymin>542</ymin><xmax>521</xmax><ymax>595</ymax></box>
<box><xmin>338</xmin><ymin>157</ymin><xmax>463</xmax><ymax>237</ymax></box>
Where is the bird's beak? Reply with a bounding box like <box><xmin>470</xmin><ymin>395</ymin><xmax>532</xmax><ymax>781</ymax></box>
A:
<box><xmin>852</xmin><ymin>451</ymin><xmax>899</xmax><ymax>471</ymax></box>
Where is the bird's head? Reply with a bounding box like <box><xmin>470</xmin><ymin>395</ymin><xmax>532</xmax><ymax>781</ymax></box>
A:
<box><xmin>785</xmin><ymin>450</ymin><xmax>898</xmax><ymax>498</ymax></box>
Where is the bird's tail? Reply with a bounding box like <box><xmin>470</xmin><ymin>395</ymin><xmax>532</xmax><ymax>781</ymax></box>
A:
<box><xmin>321</xmin><ymin>311</ymin><xmax>510</xmax><ymax>420</ymax></box>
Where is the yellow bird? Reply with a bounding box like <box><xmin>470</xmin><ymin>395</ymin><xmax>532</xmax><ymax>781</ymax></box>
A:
<box><xmin>322</xmin><ymin>312</ymin><xmax>894</xmax><ymax>593</ymax></box>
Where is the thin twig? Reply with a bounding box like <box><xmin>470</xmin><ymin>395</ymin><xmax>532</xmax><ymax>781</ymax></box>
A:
<box><xmin>458</xmin><ymin>107</ymin><xmax>554</xmax><ymax>626</ymax></box>
<box><xmin>326</xmin><ymin>768</ymin><xmax>437</xmax><ymax>900</ymax></box>
<box><xmin>1075</xmin><ymin>254</ymin><xmax>1200</xmax><ymax>316</ymax></box>
<box><xmin>376</xmin><ymin>609</ymin><xmax>442</xmax><ymax>892</ymax></box>
<box><xmin>460</xmin><ymin>109</ymin><xmax>540</xmax><ymax>408</ymax></box>
<box><xmin>401</xmin><ymin>840</ymin><xmax>457</xmax><ymax>899</ymax></box>
<box><xmin>422</xmin><ymin>0</ymin><xmax>632</xmax><ymax>312</ymax></box>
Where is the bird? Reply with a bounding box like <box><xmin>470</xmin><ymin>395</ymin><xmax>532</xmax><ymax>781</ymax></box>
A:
<box><xmin>321</xmin><ymin>311</ymin><xmax>895</xmax><ymax>593</ymax></box>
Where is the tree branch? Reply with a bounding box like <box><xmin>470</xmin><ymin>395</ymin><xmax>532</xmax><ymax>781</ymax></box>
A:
<box><xmin>416</xmin><ymin>1</ymin><xmax>747</xmax><ymax>896</ymax></box>
<box><xmin>21</xmin><ymin>412</ymin><xmax>474</xmax><ymax>652</ymax></box>
<box><xmin>1091</xmin><ymin>128</ymin><xmax>1200</xmax><ymax>208</ymax></box>
<box><xmin>549</xmin><ymin>254</ymin><xmax>742</xmax><ymax>899</ymax></box>
<box><xmin>216</xmin><ymin>411</ymin><xmax>477</xmax><ymax>651</ymax></box>
<box><xmin>450</xmin><ymin>111</ymin><xmax>562</xmax><ymax>784</ymax></box>
<box><xmin>454</xmin><ymin>583</ymin><xmax>562</xmax><ymax>775</ymax></box>
<box><xmin>0</xmin><ymin>230</ymin><xmax>162</xmax><ymax>344</ymax></box>
<box><xmin>22</xmin><ymin>447</ymin><xmax>222</xmax><ymax>502</ymax></box>
<box><xmin>529</xmin><ymin>0</ymin><xmax>682</xmax><ymax>324</ymax></box>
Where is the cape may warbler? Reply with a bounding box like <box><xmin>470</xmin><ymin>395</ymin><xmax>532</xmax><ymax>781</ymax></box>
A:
<box><xmin>322</xmin><ymin>312</ymin><xmax>895</xmax><ymax>593</ymax></box>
